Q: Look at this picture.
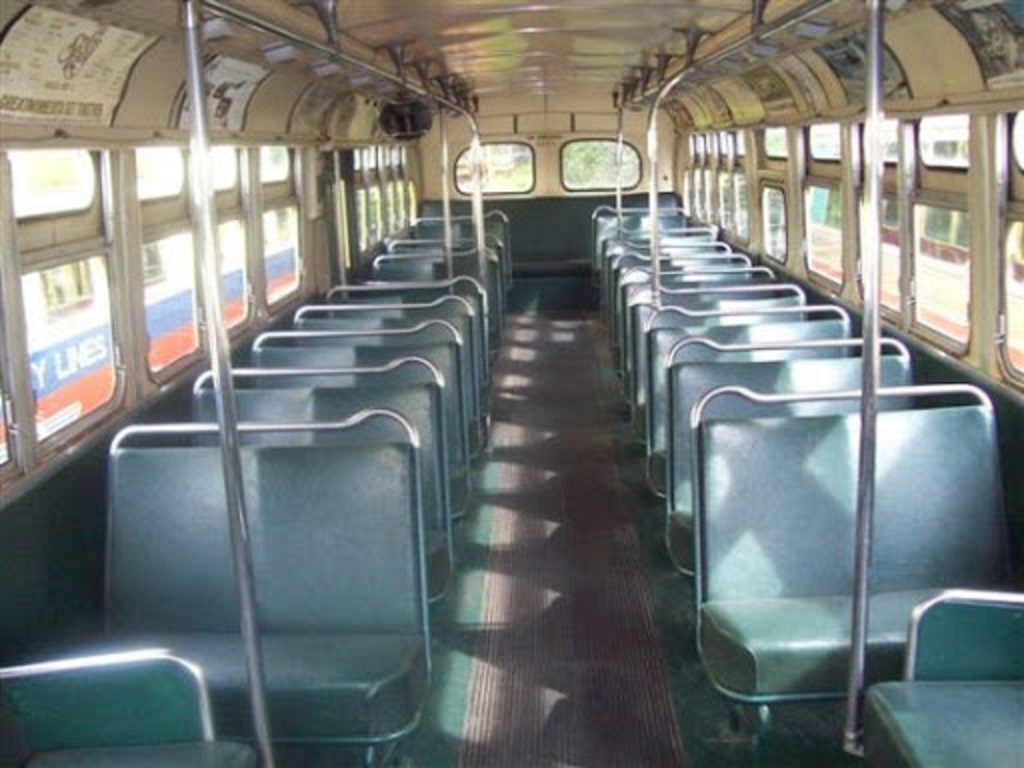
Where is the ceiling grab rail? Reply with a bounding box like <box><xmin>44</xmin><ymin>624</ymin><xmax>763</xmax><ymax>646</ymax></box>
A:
<box><xmin>201</xmin><ymin>0</ymin><xmax>488</xmax><ymax>280</ymax></box>
<box><xmin>182</xmin><ymin>2</ymin><xmax>276</xmax><ymax>767</ymax></box>
<box><xmin>844</xmin><ymin>0</ymin><xmax>885</xmax><ymax>757</ymax></box>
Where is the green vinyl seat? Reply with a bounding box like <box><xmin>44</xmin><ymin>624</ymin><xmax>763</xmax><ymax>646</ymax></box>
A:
<box><xmin>87</xmin><ymin>414</ymin><xmax>430</xmax><ymax>760</ymax></box>
<box><xmin>864</xmin><ymin>590</ymin><xmax>1024</xmax><ymax>768</ymax></box>
<box><xmin>694</xmin><ymin>389</ymin><xmax>1007</xmax><ymax>707</ymax></box>
<box><xmin>663</xmin><ymin>341</ymin><xmax>911</xmax><ymax>573</ymax></box>
<box><xmin>0</xmin><ymin>650</ymin><xmax>255</xmax><ymax>768</ymax></box>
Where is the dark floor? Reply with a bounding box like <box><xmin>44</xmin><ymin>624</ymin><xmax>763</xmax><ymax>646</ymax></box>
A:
<box><xmin>401</xmin><ymin>310</ymin><xmax>864</xmax><ymax>767</ymax></box>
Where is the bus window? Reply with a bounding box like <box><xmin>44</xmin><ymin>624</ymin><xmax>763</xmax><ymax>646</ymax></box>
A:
<box><xmin>1005</xmin><ymin>220</ymin><xmax>1024</xmax><ymax>373</ymax></box>
<box><xmin>264</xmin><ymin>205</ymin><xmax>300</xmax><ymax>304</ymax></box>
<box><xmin>0</xmin><ymin>380</ymin><xmax>9</xmax><ymax>468</ymax></box>
<box><xmin>717</xmin><ymin>171</ymin><xmax>733</xmax><ymax>231</ymax></box>
<box><xmin>22</xmin><ymin>256</ymin><xmax>116</xmax><ymax>441</ymax></box>
<box><xmin>1014</xmin><ymin>112</ymin><xmax>1024</xmax><ymax>169</ymax></box>
<box><xmin>809</xmin><ymin>123</ymin><xmax>841</xmax><ymax>161</ymax></box>
<box><xmin>692</xmin><ymin>170</ymin><xmax>705</xmax><ymax>220</ymax></box>
<box><xmin>260</xmin><ymin>146</ymin><xmax>290</xmax><ymax>184</ymax></box>
<box><xmin>806</xmin><ymin>184</ymin><xmax>843</xmax><ymax>282</ymax></box>
<box><xmin>763</xmin><ymin>127</ymin><xmax>788</xmax><ymax>160</ymax></box>
<box><xmin>880</xmin><ymin>197</ymin><xmax>902</xmax><ymax>311</ymax></box>
<box><xmin>734</xmin><ymin>172</ymin><xmax>749</xmax><ymax>241</ymax></box>
<box><xmin>913</xmin><ymin>204</ymin><xmax>970</xmax><ymax>344</ymax></box>
<box><xmin>137</xmin><ymin>147</ymin><xmax>185</xmax><ymax>201</ymax></box>
<box><xmin>143</xmin><ymin>231</ymin><xmax>199</xmax><ymax>373</ymax></box>
<box><xmin>10</xmin><ymin>150</ymin><xmax>95</xmax><ymax>219</ymax></box>
<box><xmin>219</xmin><ymin>219</ymin><xmax>249</xmax><ymax>327</ymax></box>
<box><xmin>920</xmin><ymin>114</ymin><xmax>970</xmax><ymax>169</ymax></box>
<box><xmin>882</xmin><ymin>118</ymin><xmax>900</xmax><ymax>163</ymax></box>
<box><xmin>211</xmin><ymin>146</ymin><xmax>239</xmax><ymax>191</ymax></box>
<box><xmin>456</xmin><ymin>142</ymin><xmax>534</xmax><ymax>195</ymax></box>
<box><xmin>561</xmin><ymin>140</ymin><xmax>641</xmax><ymax>191</ymax></box>
<box><xmin>762</xmin><ymin>186</ymin><xmax>787</xmax><ymax>262</ymax></box>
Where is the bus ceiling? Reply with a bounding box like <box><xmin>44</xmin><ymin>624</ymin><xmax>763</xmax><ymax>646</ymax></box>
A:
<box><xmin>0</xmin><ymin>1</ymin><xmax>1023</xmax><ymax>145</ymax></box>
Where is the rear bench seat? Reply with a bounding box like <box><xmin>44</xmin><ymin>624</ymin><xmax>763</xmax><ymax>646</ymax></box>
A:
<box><xmin>692</xmin><ymin>387</ymin><xmax>1008</xmax><ymax>738</ymax></box>
<box><xmin>864</xmin><ymin>589</ymin><xmax>1024</xmax><ymax>768</ymax></box>
<box><xmin>99</xmin><ymin>414</ymin><xmax>430</xmax><ymax>759</ymax></box>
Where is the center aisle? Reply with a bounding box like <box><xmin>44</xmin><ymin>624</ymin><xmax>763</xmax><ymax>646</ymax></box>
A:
<box><xmin>457</xmin><ymin>313</ymin><xmax>688</xmax><ymax>767</ymax></box>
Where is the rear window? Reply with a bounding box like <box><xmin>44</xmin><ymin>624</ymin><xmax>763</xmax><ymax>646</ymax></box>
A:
<box><xmin>561</xmin><ymin>140</ymin><xmax>641</xmax><ymax>191</ymax></box>
<box><xmin>456</xmin><ymin>142</ymin><xmax>534</xmax><ymax>195</ymax></box>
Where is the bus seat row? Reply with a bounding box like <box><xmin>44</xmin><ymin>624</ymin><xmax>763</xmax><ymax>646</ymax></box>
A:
<box><xmin>4</xmin><ymin>234</ymin><xmax>500</xmax><ymax>762</ymax></box>
<box><xmin>592</xmin><ymin>203</ymin><xmax>1018</xmax><ymax>764</ymax></box>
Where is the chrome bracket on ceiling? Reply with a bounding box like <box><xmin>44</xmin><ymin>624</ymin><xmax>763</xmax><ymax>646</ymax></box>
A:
<box><xmin>293</xmin><ymin>0</ymin><xmax>339</xmax><ymax>48</ymax></box>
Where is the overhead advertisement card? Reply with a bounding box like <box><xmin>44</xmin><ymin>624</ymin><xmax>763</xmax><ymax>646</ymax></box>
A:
<box><xmin>178</xmin><ymin>55</ymin><xmax>269</xmax><ymax>132</ymax></box>
<box><xmin>0</xmin><ymin>6</ymin><xmax>154</xmax><ymax>125</ymax></box>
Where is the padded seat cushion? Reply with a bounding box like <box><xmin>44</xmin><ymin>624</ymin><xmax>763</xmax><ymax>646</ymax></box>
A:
<box><xmin>865</xmin><ymin>681</ymin><xmax>1024</xmax><ymax>768</ymax></box>
<box><xmin>112</xmin><ymin>634</ymin><xmax>427</xmax><ymax>742</ymax></box>
<box><xmin>29</xmin><ymin>742</ymin><xmax>256</xmax><ymax>767</ymax></box>
<box><xmin>699</xmin><ymin>590</ymin><xmax>936</xmax><ymax>696</ymax></box>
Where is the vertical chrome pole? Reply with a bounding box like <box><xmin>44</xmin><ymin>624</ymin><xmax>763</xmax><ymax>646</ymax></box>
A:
<box><xmin>332</xmin><ymin>151</ymin><xmax>349</xmax><ymax>286</ymax></box>
<box><xmin>646</xmin><ymin>68</ymin><xmax>688</xmax><ymax>307</ymax></box>
<box><xmin>646</xmin><ymin>97</ymin><xmax>662</xmax><ymax>307</ymax></box>
<box><xmin>844</xmin><ymin>0</ymin><xmax>884</xmax><ymax>756</ymax></box>
<box><xmin>468</xmin><ymin>116</ymin><xmax>487</xmax><ymax>278</ymax></box>
<box><xmin>182</xmin><ymin>3</ymin><xmax>276</xmax><ymax>765</ymax></box>
<box><xmin>615</xmin><ymin>105</ymin><xmax>625</xmax><ymax>232</ymax></box>
<box><xmin>440</xmin><ymin>108</ymin><xmax>454</xmax><ymax>278</ymax></box>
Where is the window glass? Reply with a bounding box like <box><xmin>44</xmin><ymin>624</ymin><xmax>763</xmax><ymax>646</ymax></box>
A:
<box><xmin>880</xmin><ymin>197</ymin><xmax>902</xmax><ymax>311</ymax></box>
<box><xmin>22</xmin><ymin>256</ymin><xmax>116</xmax><ymax>440</ymax></box>
<box><xmin>219</xmin><ymin>219</ymin><xmax>248</xmax><ymax>328</ymax></box>
<box><xmin>719</xmin><ymin>131</ymin><xmax>734</xmax><ymax>159</ymax></box>
<box><xmin>762</xmin><ymin>186</ymin><xmax>787</xmax><ymax>261</ymax></box>
<box><xmin>407</xmin><ymin>180</ymin><xmax>418</xmax><ymax>225</ymax></box>
<box><xmin>717</xmin><ymin>171</ymin><xmax>734</xmax><ymax>231</ymax></box>
<box><xmin>10</xmin><ymin>150</ymin><xmax>95</xmax><ymax>219</ymax></box>
<box><xmin>920</xmin><ymin>114</ymin><xmax>970</xmax><ymax>169</ymax></box>
<box><xmin>882</xmin><ymin>118</ymin><xmax>900</xmax><ymax>164</ymax></box>
<box><xmin>0</xmin><ymin>380</ymin><xmax>9</xmax><ymax>467</ymax></box>
<box><xmin>693</xmin><ymin>171</ymin><xmax>705</xmax><ymax>220</ymax></box>
<box><xmin>1003</xmin><ymin>220</ymin><xmax>1024</xmax><ymax>372</ymax></box>
<box><xmin>561</xmin><ymin>140</ymin><xmax>641</xmax><ymax>191</ymax></box>
<box><xmin>682</xmin><ymin>171</ymin><xmax>693</xmax><ymax>218</ymax></box>
<box><xmin>809</xmin><ymin>123</ymin><xmax>841</xmax><ymax>161</ymax></box>
<box><xmin>913</xmin><ymin>204</ymin><xmax>970</xmax><ymax>343</ymax></box>
<box><xmin>734</xmin><ymin>173</ymin><xmax>749</xmax><ymax>241</ymax></box>
<box><xmin>143</xmin><ymin>231</ymin><xmax>198</xmax><ymax>372</ymax></box>
<box><xmin>694</xmin><ymin>135</ymin><xmax>705</xmax><ymax>163</ymax></box>
<box><xmin>763</xmin><ymin>127</ymin><xmax>788</xmax><ymax>159</ymax></box>
<box><xmin>368</xmin><ymin>185</ymin><xmax>382</xmax><ymax>242</ymax></box>
<box><xmin>137</xmin><ymin>147</ymin><xmax>185</xmax><ymax>201</ymax></box>
<box><xmin>211</xmin><ymin>146</ymin><xmax>238</xmax><ymax>191</ymax></box>
<box><xmin>1014</xmin><ymin>112</ymin><xmax>1024</xmax><ymax>169</ymax></box>
<box><xmin>703</xmin><ymin>169</ymin><xmax>714</xmax><ymax>222</ymax></box>
<box><xmin>264</xmin><ymin>206</ymin><xmax>300</xmax><ymax>304</ymax></box>
<box><xmin>355</xmin><ymin>188</ymin><xmax>368</xmax><ymax>251</ymax></box>
<box><xmin>260</xmin><ymin>146</ymin><xmax>290</xmax><ymax>184</ymax></box>
<box><xmin>736</xmin><ymin>131</ymin><xmax>746</xmax><ymax>157</ymax></box>
<box><xmin>456</xmin><ymin>142</ymin><xmax>534</xmax><ymax>195</ymax></box>
<box><xmin>806</xmin><ymin>184</ymin><xmax>844</xmax><ymax>282</ymax></box>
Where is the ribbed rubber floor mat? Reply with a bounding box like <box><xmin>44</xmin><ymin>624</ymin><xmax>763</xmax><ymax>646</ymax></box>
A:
<box><xmin>459</xmin><ymin>315</ymin><xmax>688</xmax><ymax>768</ymax></box>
